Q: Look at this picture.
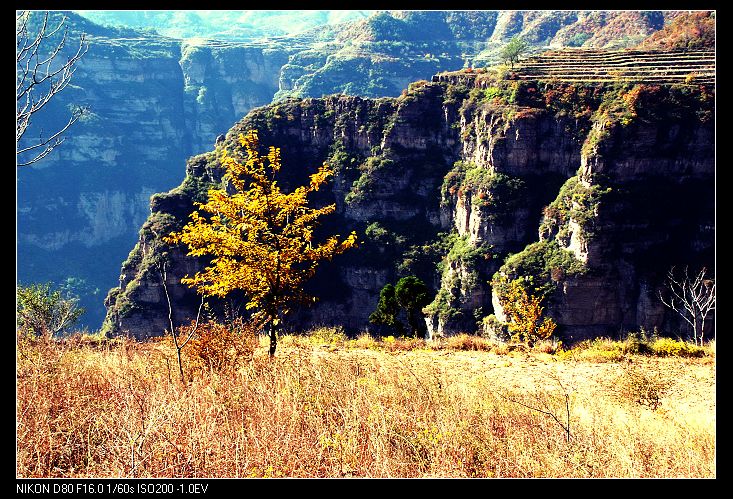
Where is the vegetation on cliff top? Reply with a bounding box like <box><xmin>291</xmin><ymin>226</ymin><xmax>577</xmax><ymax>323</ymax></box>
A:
<box><xmin>441</xmin><ymin>160</ymin><xmax>526</xmax><ymax>224</ymax></box>
<box><xmin>638</xmin><ymin>11</ymin><xmax>715</xmax><ymax>51</ymax></box>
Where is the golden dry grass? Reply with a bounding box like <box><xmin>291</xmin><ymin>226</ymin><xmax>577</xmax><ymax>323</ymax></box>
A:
<box><xmin>16</xmin><ymin>332</ymin><xmax>715</xmax><ymax>478</ymax></box>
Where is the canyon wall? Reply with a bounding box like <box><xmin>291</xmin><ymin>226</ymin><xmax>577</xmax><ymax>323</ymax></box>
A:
<box><xmin>103</xmin><ymin>75</ymin><xmax>714</xmax><ymax>341</ymax></box>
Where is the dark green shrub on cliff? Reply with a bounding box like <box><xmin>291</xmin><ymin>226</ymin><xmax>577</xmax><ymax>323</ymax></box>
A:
<box><xmin>407</xmin><ymin>79</ymin><xmax>430</xmax><ymax>94</ymax></box>
<box><xmin>506</xmin><ymin>81</ymin><xmax>543</xmax><ymax>107</ymax></box>
<box><xmin>356</xmin><ymin>217</ymin><xmax>447</xmax><ymax>292</ymax></box>
<box><xmin>441</xmin><ymin>161</ymin><xmax>526</xmax><ymax>223</ymax></box>
<box><xmin>441</xmin><ymin>161</ymin><xmax>498</xmax><ymax>203</ymax></box>
<box><xmin>365</xmin><ymin>222</ymin><xmax>406</xmax><ymax>248</ymax></box>
<box><xmin>346</xmin><ymin>174</ymin><xmax>374</xmax><ymax>205</ymax></box>
<box><xmin>539</xmin><ymin>81</ymin><xmax>600</xmax><ymax>122</ymax></box>
<box><xmin>345</xmin><ymin>156</ymin><xmax>396</xmax><ymax>204</ymax></box>
<box><xmin>581</xmin><ymin>125</ymin><xmax>613</xmax><ymax>158</ymax></box>
<box><xmin>494</xmin><ymin>239</ymin><xmax>586</xmax><ymax>302</ymax></box>
<box><xmin>540</xmin><ymin>176</ymin><xmax>612</xmax><ymax>241</ymax></box>
<box><xmin>442</xmin><ymin>83</ymin><xmax>470</xmax><ymax>105</ymax></box>
<box><xmin>424</xmin><ymin>233</ymin><xmax>491</xmax><ymax>326</ymax></box>
<box><xmin>446</xmin><ymin>233</ymin><xmax>493</xmax><ymax>268</ymax></box>
<box><xmin>397</xmin><ymin>231</ymin><xmax>455</xmax><ymax>283</ymax></box>
<box><xmin>157</xmin><ymin>172</ymin><xmax>219</xmax><ymax>207</ymax></box>
<box><xmin>582</xmin><ymin>82</ymin><xmax>711</xmax><ymax>141</ymax></box>
<box><xmin>595</xmin><ymin>84</ymin><xmax>638</xmax><ymax>127</ymax></box>
<box><xmin>423</xmin><ymin>288</ymin><xmax>462</xmax><ymax>322</ymax></box>
<box><xmin>119</xmin><ymin>212</ymin><xmax>181</xmax><ymax>276</ymax></box>
<box><xmin>120</xmin><ymin>243</ymin><xmax>143</xmax><ymax>272</ymax></box>
<box><xmin>370</xmin><ymin>276</ymin><xmax>431</xmax><ymax>338</ymax></box>
<box><xmin>441</xmin><ymin>161</ymin><xmax>468</xmax><ymax>203</ymax></box>
<box><xmin>141</xmin><ymin>212</ymin><xmax>179</xmax><ymax>240</ymax></box>
<box><xmin>327</xmin><ymin>140</ymin><xmax>360</xmax><ymax>176</ymax></box>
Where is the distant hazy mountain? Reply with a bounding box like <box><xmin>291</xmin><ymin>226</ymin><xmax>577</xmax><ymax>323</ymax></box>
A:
<box><xmin>74</xmin><ymin>10</ymin><xmax>375</xmax><ymax>41</ymax></box>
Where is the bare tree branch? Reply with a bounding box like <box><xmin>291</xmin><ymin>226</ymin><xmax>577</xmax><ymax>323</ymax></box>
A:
<box><xmin>659</xmin><ymin>266</ymin><xmax>715</xmax><ymax>345</ymax></box>
<box><xmin>16</xmin><ymin>10</ymin><xmax>88</xmax><ymax>167</ymax></box>
<box><xmin>161</xmin><ymin>262</ymin><xmax>205</xmax><ymax>383</ymax></box>
<box><xmin>500</xmin><ymin>373</ymin><xmax>572</xmax><ymax>443</ymax></box>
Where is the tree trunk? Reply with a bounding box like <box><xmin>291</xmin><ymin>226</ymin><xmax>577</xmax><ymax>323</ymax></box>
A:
<box><xmin>694</xmin><ymin>313</ymin><xmax>703</xmax><ymax>346</ymax></box>
<box><xmin>176</xmin><ymin>347</ymin><xmax>185</xmax><ymax>383</ymax></box>
<box><xmin>269</xmin><ymin>325</ymin><xmax>278</xmax><ymax>357</ymax></box>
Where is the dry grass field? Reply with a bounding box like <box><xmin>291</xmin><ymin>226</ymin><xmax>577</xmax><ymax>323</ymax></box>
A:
<box><xmin>16</xmin><ymin>330</ymin><xmax>715</xmax><ymax>478</ymax></box>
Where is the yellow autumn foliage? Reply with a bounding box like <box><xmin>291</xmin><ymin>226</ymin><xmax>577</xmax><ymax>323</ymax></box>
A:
<box><xmin>166</xmin><ymin>130</ymin><xmax>356</xmax><ymax>352</ymax></box>
<box><xmin>499</xmin><ymin>277</ymin><xmax>556</xmax><ymax>345</ymax></box>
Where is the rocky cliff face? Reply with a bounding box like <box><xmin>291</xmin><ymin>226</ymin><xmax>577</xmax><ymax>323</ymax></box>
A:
<box><xmin>103</xmin><ymin>87</ymin><xmax>456</xmax><ymax>338</ymax></box>
<box><xmin>488</xmin><ymin>82</ymin><xmax>715</xmax><ymax>342</ymax></box>
<box><xmin>178</xmin><ymin>41</ymin><xmax>290</xmax><ymax>152</ymax></box>
<box><xmin>18</xmin><ymin>10</ymin><xmax>704</xmax><ymax>330</ymax></box>
<box><xmin>549</xmin><ymin>115</ymin><xmax>714</xmax><ymax>340</ymax></box>
<box><xmin>103</xmin><ymin>73</ymin><xmax>714</xmax><ymax>341</ymax></box>
<box><xmin>17</xmin><ymin>14</ymin><xmax>290</xmax><ymax>328</ymax></box>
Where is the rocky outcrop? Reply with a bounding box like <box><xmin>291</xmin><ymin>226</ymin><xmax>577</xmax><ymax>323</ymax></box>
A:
<box><xmin>103</xmin><ymin>87</ymin><xmax>458</xmax><ymax>338</ymax></box>
<box><xmin>104</xmin><ymin>74</ymin><xmax>714</xmax><ymax>342</ymax></box>
<box><xmin>491</xmin><ymin>84</ymin><xmax>715</xmax><ymax>342</ymax></box>
<box><xmin>179</xmin><ymin>41</ymin><xmax>290</xmax><ymax>152</ymax></box>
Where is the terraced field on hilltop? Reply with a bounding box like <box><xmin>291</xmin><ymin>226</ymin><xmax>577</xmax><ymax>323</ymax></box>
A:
<box><xmin>435</xmin><ymin>48</ymin><xmax>715</xmax><ymax>86</ymax></box>
<box><xmin>515</xmin><ymin>48</ymin><xmax>714</xmax><ymax>85</ymax></box>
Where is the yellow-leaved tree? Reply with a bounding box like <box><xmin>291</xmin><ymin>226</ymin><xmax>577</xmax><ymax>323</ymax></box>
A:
<box><xmin>166</xmin><ymin>130</ymin><xmax>357</xmax><ymax>356</ymax></box>
<box><xmin>497</xmin><ymin>276</ymin><xmax>556</xmax><ymax>345</ymax></box>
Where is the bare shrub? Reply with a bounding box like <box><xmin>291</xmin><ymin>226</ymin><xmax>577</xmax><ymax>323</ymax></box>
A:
<box><xmin>614</xmin><ymin>363</ymin><xmax>672</xmax><ymax>411</ymax></box>
<box><xmin>659</xmin><ymin>266</ymin><xmax>715</xmax><ymax>346</ymax></box>
<box><xmin>181</xmin><ymin>319</ymin><xmax>258</xmax><ymax>375</ymax></box>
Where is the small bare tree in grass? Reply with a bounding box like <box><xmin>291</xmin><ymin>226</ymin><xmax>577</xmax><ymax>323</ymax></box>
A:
<box><xmin>500</xmin><ymin>373</ymin><xmax>572</xmax><ymax>443</ymax></box>
<box><xmin>160</xmin><ymin>261</ymin><xmax>204</xmax><ymax>382</ymax></box>
<box><xmin>16</xmin><ymin>11</ymin><xmax>88</xmax><ymax>167</ymax></box>
<box><xmin>659</xmin><ymin>266</ymin><xmax>715</xmax><ymax>346</ymax></box>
